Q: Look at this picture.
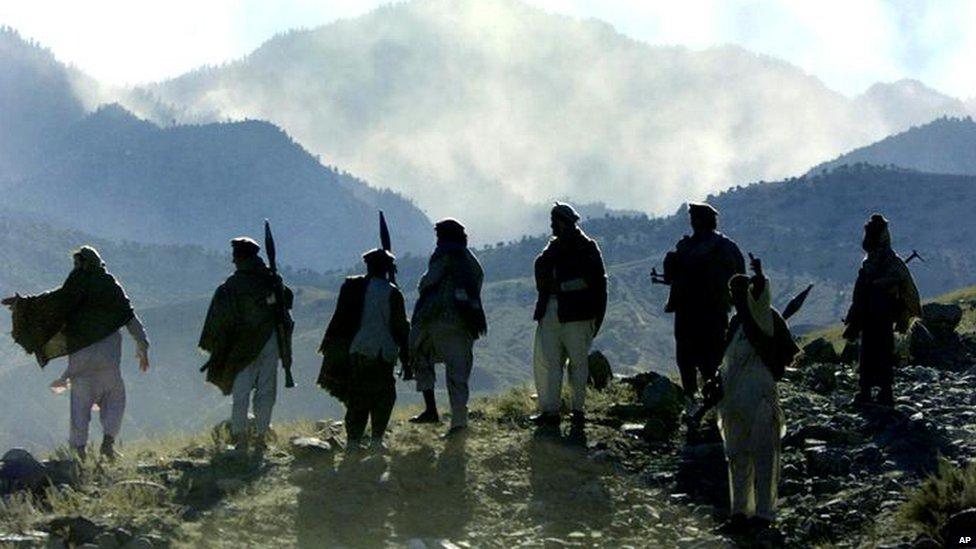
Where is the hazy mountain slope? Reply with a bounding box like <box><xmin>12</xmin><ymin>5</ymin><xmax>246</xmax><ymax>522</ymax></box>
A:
<box><xmin>144</xmin><ymin>0</ymin><xmax>963</xmax><ymax>241</ymax></box>
<box><xmin>0</xmin><ymin>28</ymin><xmax>85</xmax><ymax>178</ymax></box>
<box><xmin>0</xmin><ymin>103</ymin><xmax>431</xmax><ymax>270</ymax></box>
<box><xmin>0</xmin><ymin>32</ymin><xmax>432</xmax><ymax>271</ymax></box>
<box><xmin>853</xmin><ymin>79</ymin><xmax>970</xmax><ymax>132</ymax></box>
<box><xmin>810</xmin><ymin>117</ymin><xmax>976</xmax><ymax>176</ymax></box>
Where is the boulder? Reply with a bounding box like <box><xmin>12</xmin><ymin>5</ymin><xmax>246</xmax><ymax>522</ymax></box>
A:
<box><xmin>587</xmin><ymin>351</ymin><xmax>613</xmax><ymax>390</ymax></box>
<box><xmin>804</xmin><ymin>446</ymin><xmax>851</xmax><ymax>477</ymax></box>
<box><xmin>802</xmin><ymin>338</ymin><xmax>840</xmax><ymax>364</ymax></box>
<box><xmin>607</xmin><ymin>404</ymin><xmax>648</xmax><ymax>422</ymax></box>
<box><xmin>921</xmin><ymin>303</ymin><xmax>963</xmax><ymax>337</ymax></box>
<box><xmin>807</xmin><ymin>364</ymin><xmax>838</xmax><ymax>394</ymax></box>
<box><xmin>47</xmin><ymin>516</ymin><xmax>101</xmax><ymax>546</ymax></box>
<box><xmin>289</xmin><ymin>437</ymin><xmax>333</xmax><ymax>459</ymax></box>
<box><xmin>1</xmin><ymin>448</ymin><xmax>51</xmax><ymax>494</ymax></box>
<box><xmin>639</xmin><ymin>373</ymin><xmax>685</xmax><ymax>418</ymax></box>
<box><xmin>941</xmin><ymin>508</ymin><xmax>976</xmax><ymax>546</ymax></box>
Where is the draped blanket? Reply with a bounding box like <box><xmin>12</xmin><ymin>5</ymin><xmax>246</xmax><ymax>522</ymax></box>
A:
<box><xmin>10</xmin><ymin>268</ymin><xmax>134</xmax><ymax>368</ymax></box>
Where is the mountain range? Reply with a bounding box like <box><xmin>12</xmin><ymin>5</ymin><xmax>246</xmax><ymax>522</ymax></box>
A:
<box><xmin>0</xmin><ymin>28</ymin><xmax>432</xmax><ymax>271</ymax></box>
<box><xmin>132</xmin><ymin>0</ymin><xmax>975</xmax><ymax>241</ymax></box>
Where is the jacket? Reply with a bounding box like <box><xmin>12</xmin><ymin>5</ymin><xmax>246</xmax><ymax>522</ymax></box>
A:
<box><xmin>532</xmin><ymin>227</ymin><xmax>608</xmax><ymax>331</ymax></box>
<box><xmin>318</xmin><ymin>275</ymin><xmax>409</xmax><ymax>401</ymax></box>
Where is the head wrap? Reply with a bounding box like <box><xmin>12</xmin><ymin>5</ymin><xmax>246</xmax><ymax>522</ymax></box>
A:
<box><xmin>551</xmin><ymin>202</ymin><xmax>581</xmax><ymax>223</ymax></box>
<box><xmin>435</xmin><ymin>218</ymin><xmax>467</xmax><ymax>245</ymax></box>
<box><xmin>862</xmin><ymin>213</ymin><xmax>891</xmax><ymax>252</ymax></box>
<box><xmin>230</xmin><ymin>237</ymin><xmax>260</xmax><ymax>257</ymax></box>
<box><xmin>688</xmin><ymin>202</ymin><xmax>719</xmax><ymax>219</ymax></box>
<box><xmin>73</xmin><ymin>246</ymin><xmax>105</xmax><ymax>271</ymax></box>
<box><xmin>362</xmin><ymin>248</ymin><xmax>396</xmax><ymax>267</ymax></box>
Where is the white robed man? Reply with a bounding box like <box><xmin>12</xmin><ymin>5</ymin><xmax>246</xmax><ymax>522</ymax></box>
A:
<box><xmin>717</xmin><ymin>256</ymin><xmax>799</xmax><ymax>532</ymax></box>
<box><xmin>2</xmin><ymin>246</ymin><xmax>150</xmax><ymax>460</ymax></box>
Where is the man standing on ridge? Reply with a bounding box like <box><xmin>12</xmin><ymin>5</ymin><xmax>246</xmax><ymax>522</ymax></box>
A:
<box><xmin>2</xmin><ymin>246</ymin><xmax>150</xmax><ymax>461</ymax></box>
<box><xmin>409</xmin><ymin>218</ymin><xmax>487</xmax><ymax>437</ymax></box>
<box><xmin>199</xmin><ymin>237</ymin><xmax>293</xmax><ymax>453</ymax></box>
<box><xmin>530</xmin><ymin>203</ymin><xmax>607</xmax><ymax>427</ymax></box>
<box><xmin>318</xmin><ymin>248</ymin><xmax>410</xmax><ymax>453</ymax></box>
<box><xmin>661</xmin><ymin>202</ymin><xmax>745</xmax><ymax>418</ymax></box>
<box><xmin>843</xmin><ymin>214</ymin><xmax>920</xmax><ymax>406</ymax></box>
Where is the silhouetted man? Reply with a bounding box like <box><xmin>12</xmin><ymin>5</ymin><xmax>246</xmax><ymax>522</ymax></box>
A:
<box><xmin>199</xmin><ymin>237</ymin><xmax>293</xmax><ymax>452</ymax></box>
<box><xmin>843</xmin><ymin>214</ymin><xmax>920</xmax><ymax>406</ymax></box>
<box><xmin>2</xmin><ymin>246</ymin><xmax>150</xmax><ymax>461</ymax></box>
<box><xmin>409</xmin><ymin>219</ymin><xmax>486</xmax><ymax>437</ymax></box>
<box><xmin>530</xmin><ymin>203</ymin><xmax>607</xmax><ymax>427</ymax></box>
<box><xmin>663</xmin><ymin>202</ymin><xmax>745</xmax><ymax>412</ymax></box>
<box><xmin>318</xmin><ymin>249</ymin><xmax>410</xmax><ymax>453</ymax></box>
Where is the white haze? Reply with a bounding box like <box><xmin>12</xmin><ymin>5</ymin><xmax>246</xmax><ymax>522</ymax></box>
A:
<box><xmin>123</xmin><ymin>0</ymin><xmax>972</xmax><ymax>241</ymax></box>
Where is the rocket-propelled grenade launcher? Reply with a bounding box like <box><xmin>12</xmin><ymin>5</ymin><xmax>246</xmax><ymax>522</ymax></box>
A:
<box><xmin>265</xmin><ymin>219</ymin><xmax>296</xmax><ymax>388</ymax></box>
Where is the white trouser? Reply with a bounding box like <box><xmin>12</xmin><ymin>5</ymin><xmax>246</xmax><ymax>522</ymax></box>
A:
<box><xmin>532</xmin><ymin>299</ymin><xmax>594</xmax><ymax>413</ymax></box>
<box><xmin>414</xmin><ymin>325</ymin><xmax>474</xmax><ymax>428</ymax></box>
<box><xmin>727</xmin><ymin>433</ymin><xmax>780</xmax><ymax>519</ymax></box>
<box><xmin>70</xmin><ymin>371</ymin><xmax>126</xmax><ymax>448</ymax></box>
<box><xmin>231</xmin><ymin>335</ymin><xmax>278</xmax><ymax>437</ymax></box>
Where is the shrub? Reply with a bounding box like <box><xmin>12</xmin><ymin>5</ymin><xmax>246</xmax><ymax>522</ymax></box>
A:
<box><xmin>900</xmin><ymin>458</ymin><xmax>976</xmax><ymax>539</ymax></box>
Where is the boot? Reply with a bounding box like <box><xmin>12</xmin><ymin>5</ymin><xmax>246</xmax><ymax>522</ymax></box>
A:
<box><xmin>529</xmin><ymin>412</ymin><xmax>560</xmax><ymax>426</ymax></box>
<box><xmin>410</xmin><ymin>390</ymin><xmax>440</xmax><ymax>423</ymax></box>
<box><xmin>409</xmin><ymin>410</ymin><xmax>440</xmax><ymax>424</ymax></box>
<box><xmin>100</xmin><ymin>435</ymin><xmax>117</xmax><ymax>462</ymax></box>
<box><xmin>569</xmin><ymin>410</ymin><xmax>586</xmax><ymax>426</ymax></box>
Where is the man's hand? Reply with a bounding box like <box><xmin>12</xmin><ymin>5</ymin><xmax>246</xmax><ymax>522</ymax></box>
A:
<box><xmin>748</xmin><ymin>253</ymin><xmax>763</xmax><ymax>277</ymax></box>
<box><xmin>137</xmin><ymin>348</ymin><xmax>150</xmax><ymax>372</ymax></box>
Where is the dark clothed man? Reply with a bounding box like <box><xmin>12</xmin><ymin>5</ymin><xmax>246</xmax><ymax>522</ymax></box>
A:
<box><xmin>530</xmin><ymin>203</ymin><xmax>608</xmax><ymax>427</ymax></box>
<box><xmin>199</xmin><ymin>237</ymin><xmax>293</xmax><ymax>450</ymax></box>
<box><xmin>318</xmin><ymin>249</ymin><xmax>410</xmax><ymax>452</ymax></box>
<box><xmin>2</xmin><ymin>246</ymin><xmax>150</xmax><ymax>460</ymax></box>
<box><xmin>663</xmin><ymin>202</ymin><xmax>745</xmax><ymax>406</ymax></box>
<box><xmin>843</xmin><ymin>214</ymin><xmax>920</xmax><ymax>406</ymax></box>
<box><xmin>409</xmin><ymin>218</ymin><xmax>486</xmax><ymax>436</ymax></box>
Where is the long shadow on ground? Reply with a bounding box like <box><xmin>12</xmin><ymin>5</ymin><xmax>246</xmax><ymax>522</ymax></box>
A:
<box><xmin>527</xmin><ymin>425</ymin><xmax>613</xmax><ymax>538</ymax></box>
<box><xmin>291</xmin><ymin>438</ymin><xmax>471</xmax><ymax>548</ymax></box>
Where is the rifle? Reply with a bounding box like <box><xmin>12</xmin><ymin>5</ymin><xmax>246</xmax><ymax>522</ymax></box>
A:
<box><xmin>264</xmin><ymin>220</ymin><xmax>296</xmax><ymax>388</ymax></box>
<box><xmin>379</xmin><ymin>211</ymin><xmax>397</xmax><ymax>285</ymax></box>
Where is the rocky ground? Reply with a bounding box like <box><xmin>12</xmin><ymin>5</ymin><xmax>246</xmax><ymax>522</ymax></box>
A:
<box><xmin>3</xmin><ymin>303</ymin><xmax>976</xmax><ymax>547</ymax></box>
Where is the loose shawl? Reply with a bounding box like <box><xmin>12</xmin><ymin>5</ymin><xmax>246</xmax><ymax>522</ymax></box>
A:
<box><xmin>199</xmin><ymin>257</ymin><xmax>290</xmax><ymax>395</ymax></box>
<box><xmin>846</xmin><ymin>246</ymin><xmax>921</xmax><ymax>334</ymax></box>
<box><xmin>10</xmin><ymin>267</ymin><xmax>134</xmax><ymax>368</ymax></box>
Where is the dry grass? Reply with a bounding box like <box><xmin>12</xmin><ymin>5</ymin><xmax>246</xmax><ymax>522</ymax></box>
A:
<box><xmin>899</xmin><ymin>458</ymin><xmax>976</xmax><ymax>539</ymax></box>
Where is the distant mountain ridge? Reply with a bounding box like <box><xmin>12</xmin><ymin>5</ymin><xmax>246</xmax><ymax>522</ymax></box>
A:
<box><xmin>0</xmin><ymin>29</ymin><xmax>432</xmax><ymax>271</ymax></box>
<box><xmin>140</xmin><ymin>0</ymin><xmax>973</xmax><ymax>241</ymax></box>
<box><xmin>810</xmin><ymin>116</ymin><xmax>976</xmax><ymax>176</ymax></box>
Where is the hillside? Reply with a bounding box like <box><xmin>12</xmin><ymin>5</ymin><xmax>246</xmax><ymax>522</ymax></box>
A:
<box><xmin>0</xmin><ymin>30</ymin><xmax>432</xmax><ymax>270</ymax></box>
<box><xmin>3</xmin><ymin>292</ymin><xmax>976</xmax><ymax>547</ymax></box>
<box><xmin>143</xmin><ymin>0</ymin><xmax>968</xmax><ymax>241</ymax></box>
<box><xmin>811</xmin><ymin>116</ymin><xmax>976</xmax><ymax>176</ymax></box>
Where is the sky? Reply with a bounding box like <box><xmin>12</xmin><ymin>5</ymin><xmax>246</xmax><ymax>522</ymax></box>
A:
<box><xmin>1</xmin><ymin>0</ymin><xmax>974</xmax><ymax>99</ymax></box>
